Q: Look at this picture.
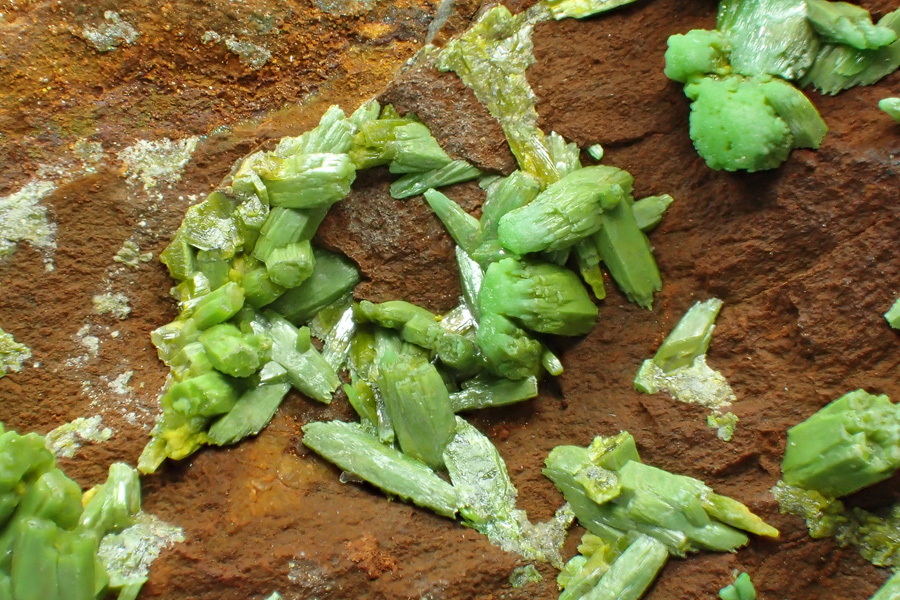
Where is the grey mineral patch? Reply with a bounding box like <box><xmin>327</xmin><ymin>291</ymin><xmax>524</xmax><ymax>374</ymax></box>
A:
<box><xmin>93</xmin><ymin>292</ymin><xmax>131</xmax><ymax>320</ymax></box>
<box><xmin>314</xmin><ymin>0</ymin><xmax>376</xmax><ymax>16</ymax></box>
<box><xmin>224</xmin><ymin>36</ymin><xmax>272</xmax><ymax>69</ymax></box>
<box><xmin>0</xmin><ymin>180</ymin><xmax>57</xmax><ymax>268</ymax></box>
<box><xmin>81</xmin><ymin>11</ymin><xmax>139</xmax><ymax>52</ymax></box>
<box><xmin>201</xmin><ymin>30</ymin><xmax>222</xmax><ymax>44</ymax></box>
<box><xmin>118</xmin><ymin>137</ymin><xmax>199</xmax><ymax>189</ymax></box>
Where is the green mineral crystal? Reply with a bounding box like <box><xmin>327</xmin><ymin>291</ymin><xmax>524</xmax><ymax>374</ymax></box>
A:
<box><xmin>880</xmin><ymin>99</ymin><xmax>900</xmax><ymax>123</ymax></box>
<box><xmin>806</xmin><ymin>0</ymin><xmax>897</xmax><ymax>50</ymax></box>
<box><xmin>781</xmin><ymin>389</ymin><xmax>900</xmax><ymax>497</ymax></box>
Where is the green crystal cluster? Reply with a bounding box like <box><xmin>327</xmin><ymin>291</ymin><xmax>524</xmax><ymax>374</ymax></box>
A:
<box><xmin>547</xmin><ymin>432</ymin><xmax>777</xmax><ymax>599</ymax></box>
<box><xmin>0</xmin><ymin>425</ymin><xmax>148</xmax><ymax>600</ymax></box>
<box><xmin>139</xmin><ymin>103</ymin><xmax>487</xmax><ymax>474</ymax></box>
<box><xmin>665</xmin><ymin>0</ymin><xmax>900</xmax><ymax>172</ymax></box>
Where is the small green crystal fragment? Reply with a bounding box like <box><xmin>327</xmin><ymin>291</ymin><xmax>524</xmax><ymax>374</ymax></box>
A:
<box><xmin>770</xmin><ymin>480</ymin><xmax>847</xmax><ymax>538</ymax></box>
<box><xmin>633</xmin><ymin>194</ymin><xmax>674</xmax><ymax>233</ymax></box>
<box><xmin>635</xmin><ymin>355</ymin><xmax>736</xmax><ymax>412</ymax></box>
<box><xmin>275</xmin><ymin>105</ymin><xmax>355</xmax><ymax>157</ymax></box>
<box><xmin>717</xmin><ymin>0</ymin><xmax>820</xmax><ymax>80</ymax></box>
<box><xmin>719</xmin><ymin>572</ymin><xmax>757</xmax><ymax>600</ymax></box>
<box><xmin>880</xmin><ymin>99</ymin><xmax>900</xmax><ymax>123</ymax></box>
<box><xmin>0</xmin><ymin>328</ymin><xmax>31</xmax><ymax>378</ymax></box>
<box><xmin>113</xmin><ymin>240</ymin><xmax>153</xmax><ymax>269</ymax></box>
<box><xmin>885</xmin><ymin>296</ymin><xmax>900</xmax><ymax>326</ymax></box>
<box><xmin>543</xmin><ymin>0</ymin><xmax>641</xmax><ymax>20</ymax></box>
<box><xmin>587</xmin><ymin>144</ymin><xmax>604</xmax><ymax>160</ymax></box>
<box><xmin>92</xmin><ymin>292</ymin><xmax>131</xmax><ymax>320</ymax></box>
<box><xmin>707</xmin><ymin>412</ymin><xmax>739</xmax><ymax>442</ymax></box>
<box><xmin>45</xmin><ymin>416</ymin><xmax>113</xmax><ymax>458</ymax></box>
<box><xmin>509</xmin><ymin>564</ymin><xmax>542</xmax><ymax>588</ymax></box>
<box><xmin>806</xmin><ymin>0</ymin><xmax>897</xmax><ymax>50</ymax></box>
<box><xmin>302</xmin><ymin>420</ymin><xmax>459</xmax><ymax>517</ymax></box>
<box><xmin>653</xmin><ymin>298</ymin><xmax>723</xmax><ymax>373</ymax></box>
<box><xmin>781</xmin><ymin>389</ymin><xmax>900</xmax><ymax>497</ymax></box>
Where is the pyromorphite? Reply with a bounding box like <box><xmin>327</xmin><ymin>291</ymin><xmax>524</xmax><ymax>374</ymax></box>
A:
<box><xmin>479</xmin><ymin>258</ymin><xmax>598</xmax><ymax>336</ymax></box>
<box><xmin>781</xmin><ymin>389</ymin><xmax>900</xmax><ymax>497</ymax></box>
<box><xmin>496</xmin><ymin>165</ymin><xmax>632</xmax><ymax>255</ymax></box>
<box><xmin>301</xmin><ymin>420</ymin><xmax>459</xmax><ymax>517</ymax></box>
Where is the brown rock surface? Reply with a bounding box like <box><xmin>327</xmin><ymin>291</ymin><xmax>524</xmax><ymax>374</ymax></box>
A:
<box><xmin>1</xmin><ymin>0</ymin><xmax>900</xmax><ymax>599</ymax></box>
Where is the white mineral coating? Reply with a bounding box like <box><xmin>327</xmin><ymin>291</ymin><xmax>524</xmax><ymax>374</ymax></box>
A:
<box><xmin>93</xmin><ymin>292</ymin><xmax>132</xmax><ymax>320</ymax></box>
<box><xmin>0</xmin><ymin>180</ymin><xmax>57</xmax><ymax>266</ymax></box>
<box><xmin>118</xmin><ymin>137</ymin><xmax>200</xmax><ymax>189</ymax></box>
<box><xmin>81</xmin><ymin>10</ymin><xmax>139</xmax><ymax>52</ymax></box>
<box><xmin>45</xmin><ymin>415</ymin><xmax>114</xmax><ymax>458</ymax></box>
<box><xmin>224</xmin><ymin>36</ymin><xmax>272</xmax><ymax>69</ymax></box>
<box><xmin>99</xmin><ymin>512</ymin><xmax>186</xmax><ymax>587</ymax></box>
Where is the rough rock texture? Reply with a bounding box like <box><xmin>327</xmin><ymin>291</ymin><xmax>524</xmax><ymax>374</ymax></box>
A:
<box><xmin>1</xmin><ymin>0</ymin><xmax>900</xmax><ymax>599</ymax></box>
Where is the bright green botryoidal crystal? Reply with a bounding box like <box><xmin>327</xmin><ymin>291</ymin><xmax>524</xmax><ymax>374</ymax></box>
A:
<box><xmin>664</xmin><ymin>29</ymin><xmax>733</xmax><ymax>84</ymax></box>
<box><xmin>301</xmin><ymin>420</ymin><xmax>459</xmax><ymax>517</ymax></box>
<box><xmin>806</xmin><ymin>0</ymin><xmax>897</xmax><ymax>50</ymax></box>
<box><xmin>665</xmin><ymin>22</ymin><xmax>827</xmax><ymax>172</ymax></box>
<box><xmin>886</xmin><ymin>296</ymin><xmax>900</xmax><ymax>326</ymax></box>
<box><xmin>781</xmin><ymin>389</ymin><xmax>900</xmax><ymax>497</ymax></box>
<box><xmin>717</xmin><ymin>0</ymin><xmax>820</xmax><ymax>80</ymax></box>
<box><xmin>719</xmin><ymin>572</ymin><xmax>757</xmax><ymax>600</ymax></box>
<box><xmin>682</xmin><ymin>74</ymin><xmax>826</xmax><ymax>172</ymax></box>
<box><xmin>801</xmin><ymin>8</ymin><xmax>900</xmax><ymax>95</ymax></box>
<box><xmin>0</xmin><ymin>328</ymin><xmax>30</xmax><ymax>379</ymax></box>
<box><xmin>544</xmin><ymin>431</ymin><xmax>778</xmax><ymax>557</ymax></box>
<box><xmin>479</xmin><ymin>258</ymin><xmax>598</xmax><ymax>336</ymax></box>
<box><xmin>880</xmin><ymin>99</ymin><xmax>900</xmax><ymax>123</ymax></box>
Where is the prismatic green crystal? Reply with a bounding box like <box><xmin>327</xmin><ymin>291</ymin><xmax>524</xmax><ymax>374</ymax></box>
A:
<box><xmin>719</xmin><ymin>572</ymin><xmax>757</xmax><ymax>600</ymax></box>
<box><xmin>781</xmin><ymin>389</ymin><xmax>900</xmax><ymax>497</ymax></box>
<box><xmin>423</xmin><ymin>189</ymin><xmax>482</xmax><ymax>256</ymax></box>
<box><xmin>717</xmin><ymin>0</ymin><xmax>820</xmax><ymax>80</ymax></box>
<box><xmin>258</xmin><ymin>153</ymin><xmax>356</xmax><ymax>209</ymax></box>
<box><xmin>806</xmin><ymin>0</ymin><xmax>897</xmax><ymax>50</ymax></box>
<box><xmin>885</xmin><ymin>296</ymin><xmax>900</xmax><ymax>326</ymax></box>
<box><xmin>476</xmin><ymin>313</ymin><xmax>543</xmax><ymax>380</ymax></box>
<box><xmin>880</xmin><ymin>98</ymin><xmax>900</xmax><ymax>124</ymax></box>
<box><xmin>801</xmin><ymin>8</ymin><xmax>900</xmax><ymax>95</ymax></box>
<box><xmin>479</xmin><ymin>258</ymin><xmax>598</xmax><ymax>336</ymax></box>
<box><xmin>593</xmin><ymin>195</ymin><xmax>661</xmax><ymax>309</ymax></box>
<box><xmin>871</xmin><ymin>572</ymin><xmax>900</xmax><ymax>600</ymax></box>
<box><xmin>652</xmin><ymin>298</ymin><xmax>723</xmax><ymax>373</ymax></box>
<box><xmin>579</xmin><ymin>534</ymin><xmax>668</xmax><ymax>600</ymax></box>
<box><xmin>544</xmin><ymin>431</ymin><xmax>777</xmax><ymax>556</ymax></box>
<box><xmin>496</xmin><ymin>166</ymin><xmax>632</xmax><ymax>255</ymax></box>
<box><xmin>390</xmin><ymin>160</ymin><xmax>482</xmax><ymax>199</ymax></box>
<box><xmin>375</xmin><ymin>344</ymin><xmax>456</xmax><ymax>469</ymax></box>
<box><xmin>267</xmin><ymin>248</ymin><xmax>360</xmax><ymax>324</ymax></box>
<box><xmin>302</xmin><ymin>420</ymin><xmax>459</xmax><ymax>517</ymax></box>
<box><xmin>449</xmin><ymin>375</ymin><xmax>538</xmax><ymax>412</ymax></box>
